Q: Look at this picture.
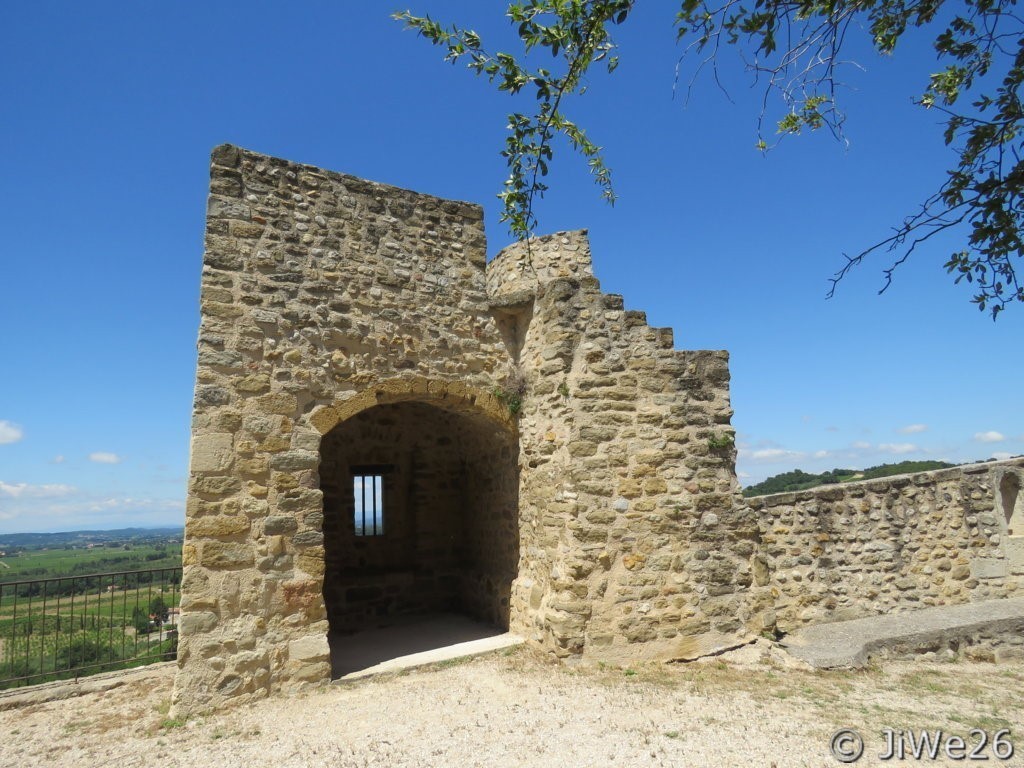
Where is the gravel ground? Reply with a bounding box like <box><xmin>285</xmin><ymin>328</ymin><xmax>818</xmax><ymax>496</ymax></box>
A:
<box><xmin>1</xmin><ymin>645</ymin><xmax>1022</xmax><ymax>768</ymax></box>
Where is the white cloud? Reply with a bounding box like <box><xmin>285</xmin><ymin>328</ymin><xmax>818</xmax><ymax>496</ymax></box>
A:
<box><xmin>992</xmin><ymin>452</ymin><xmax>1013</xmax><ymax>461</ymax></box>
<box><xmin>813</xmin><ymin>450</ymin><xmax>831</xmax><ymax>459</ymax></box>
<box><xmin>825</xmin><ymin>426</ymin><xmax>840</xmax><ymax>433</ymax></box>
<box><xmin>80</xmin><ymin>497</ymin><xmax>184</xmax><ymax>513</ymax></box>
<box><xmin>974</xmin><ymin>431</ymin><xmax>1006</xmax><ymax>443</ymax></box>
<box><xmin>878</xmin><ymin>443</ymin><xmax>919</xmax><ymax>454</ymax></box>
<box><xmin>0</xmin><ymin>421</ymin><xmax>23</xmax><ymax>444</ymax></box>
<box><xmin>51</xmin><ymin>455</ymin><xmax>65</xmax><ymax>464</ymax></box>
<box><xmin>745</xmin><ymin>448</ymin><xmax>806</xmax><ymax>462</ymax></box>
<box><xmin>0</xmin><ymin>493</ymin><xmax>184</xmax><ymax>533</ymax></box>
<box><xmin>0</xmin><ymin>481</ymin><xmax>77</xmax><ymax>499</ymax></box>
<box><xmin>89</xmin><ymin>452</ymin><xmax>122</xmax><ymax>464</ymax></box>
<box><xmin>899</xmin><ymin>424</ymin><xmax>928</xmax><ymax>434</ymax></box>
<box><xmin>852</xmin><ymin>441</ymin><xmax>872</xmax><ymax>450</ymax></box>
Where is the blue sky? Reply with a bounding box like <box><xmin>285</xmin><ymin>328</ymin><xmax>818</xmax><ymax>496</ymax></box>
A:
<box><xmin>1</xmin><ymin>2</ymin><xmax>1020</xmax><ymax>533</ymax></box>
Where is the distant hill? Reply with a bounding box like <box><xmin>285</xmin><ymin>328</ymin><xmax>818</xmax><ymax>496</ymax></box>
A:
<box><xmin>0</xmin><ymin>527</ymin><xmax>183</xmax><ymax>550</ymax></box>
<box><xmin>742</xmin><ymin>460</ymin><xmax>956</xmax><ymax>497</ymax></box>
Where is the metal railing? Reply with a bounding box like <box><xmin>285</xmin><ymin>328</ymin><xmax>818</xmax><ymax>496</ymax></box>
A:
<box><xmin>0</xmin><ymin>567</ymin><xmax>182</xmax><ymax>689</ymax></box>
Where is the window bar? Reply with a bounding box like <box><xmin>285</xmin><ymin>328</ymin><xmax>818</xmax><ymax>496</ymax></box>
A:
<box><xmin>362</xmin><ymin>476</ymin><xmax>367</xmax><ymax>536</ymax></box>
<box><xmin>372</xmin><ymin>475</ymin><xmax>378</xmax><ymax>535</ymax></box>
<box><xmin>11</xmin><ymin>582</ymin><xmax>20</xmax><ymax>681</ymax></box>
<box><xmin>53</xmin><ymin>583</ymin><xmax>62</xmax><ymax>679</ymax></box>
<box><xmin>39</xmin><ymin>580</ymin><xmax>48</xmax><ymax>679</ymax></box>
<box><xmin>67</xmin><ymin>577</ymin><xmax>75</xmax><ymax>674</ymax></box>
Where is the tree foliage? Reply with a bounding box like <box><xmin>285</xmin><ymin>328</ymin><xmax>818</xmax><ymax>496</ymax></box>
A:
<box><xmin>395</xmin><ymin>2</ymin><xmax>628</xmax><ymax>239</ymax></box>
<box><xmin>742</xmin><ymin>459</ymin><xmax>954</xmax><ymax>495</ymax></box>
<box><xmin>395</xmin><ymin>0</ymin><xmax>1024</xmax><ymax>317</ymax></box>
<box><xmin>132</xmin><ymin>606</ymin><xmax>151</xmax><ymax>635</ymax></box>
<box><xmin>149</xmin><ymin>596</ymin><xmax>169</xmax><ymax>625</ymax></box>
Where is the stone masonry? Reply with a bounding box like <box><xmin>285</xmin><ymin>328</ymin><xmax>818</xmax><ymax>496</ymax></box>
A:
<box><xmin>173</xmin><ymin>145</ymin><xmax>1022</xmax><ymax>715</ymax></box>
<box><xmin>748</xmin><ymin>459</ymin><xmax>1024</xmax><ymax>632</ymax></box>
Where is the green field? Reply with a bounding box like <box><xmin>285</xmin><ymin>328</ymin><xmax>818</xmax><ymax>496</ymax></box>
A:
<box><xmin>0</xmin><ymin>541</ymin><xmax>182</xmax><ymax>585</ymax></box>
<box><xmin>0</xmin><ymin>532</ymin><xmax>183</xmax><ymax>688</ymax></box>
<box><xmin>0</xmin><ymin>582</ymin><xmax>182</xmax><ymax>688</ymax></box>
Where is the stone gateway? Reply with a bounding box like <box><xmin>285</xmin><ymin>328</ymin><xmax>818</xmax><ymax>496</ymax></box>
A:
<box><xmin>172</xmin><ymin>146</ymin><xmax>1022</xmax><ymax>715</ymax></box>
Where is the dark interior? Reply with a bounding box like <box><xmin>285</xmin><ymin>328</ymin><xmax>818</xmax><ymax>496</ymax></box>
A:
<box><xmin>319</xmin><ymin>401</ymin><xmax>520</xmax><ymax>646</ymax></box>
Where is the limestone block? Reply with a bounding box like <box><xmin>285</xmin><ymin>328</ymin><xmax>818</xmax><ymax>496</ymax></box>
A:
<box><xmin>264</xmin><ymin>515</ymin><xmax>298</xmax><ymax>535</ymax></box>
<box><xmin>289</xmin><ymin>635</ymin><xmax>330</xmax><ymax>662</ymax></box>
<box><xmin>284</xmin><ymin>660</ymin><xmax>332</xmax><ymax>684</ymax></box>
<box><xmin>236</xmin><ymin>374</ymin><xmax>271</xmax><ymax>394</ymax></box>
<box><xmin>270</xmin><ymin>450</ymin><xmax>319</xmax><ymax>471</ymax></box>
<box><xmin>179</xmin><ymin>611</ymin><xmax>218</xmax><ymax>635</ymax></box>
<box><xmin>971</xmin><ymin>557</ymin><xmax>1009</xmax><ymax>579</ymax></box>
<box><xmin>200</xmin><ymin>541</ymin><xmax>253</xmax><ymax>569</ymax></box>
<box><xmin>297</xmin><ymin>551</ymin><xmax>326</xmax><ymax>578</ymax></box>
<box><xmin>191</xmin><ymin>433</ymin><xmax>234</xmax><ymax>473</ymax></box>
<box><xmin>187</xmin><ymin>515</ymin><xmax>250</xmax><ymax>538</ymax></box>
<box><xmin>255</xmin><ymin>392</ymin><xmax>298</xmax><ymax>415</ymax></box>
<box><xmin>191</xmin><ymin>475</ymin><xmax>242</xmax><ymax>497</ymax></box>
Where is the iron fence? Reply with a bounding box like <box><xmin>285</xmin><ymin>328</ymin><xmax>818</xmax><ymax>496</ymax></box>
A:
<box><xmin>0</xmin><ymin>567</ymin><xmax>182</xmax><ymax>689</ymax></box>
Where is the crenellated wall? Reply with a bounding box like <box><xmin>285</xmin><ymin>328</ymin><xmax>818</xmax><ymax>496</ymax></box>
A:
<box><xmin>488</xmin><ymin>233</ymin><xmax>767</xmax><ymax>662</ymax></box>
<box><xmin>174</xmin><ymin>147</ymin><xmax>754</xmax><ymax>716</ymax></box>
<box><xmin>176</xmin><ymin>145</ymin><xmax>1020</xmax><ymax>717</ymax></box>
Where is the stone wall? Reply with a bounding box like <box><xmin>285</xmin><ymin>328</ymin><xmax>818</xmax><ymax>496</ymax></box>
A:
<box><xmin>748</xmin><ymin>459</ymin><xmax>1024</xmax><ymax>632</ymax></box>
<box><xmin>173</xmin><ymin>145</ymin><xmax>520</xmax><ymax>715</ymax></box>
<box><xmin>175</xmin><ymin>145</ymin><xmax>1024</xmax><ymax>719</ymax></box>
<box><xmin>488</xmin><ymin>233</ymin><xmax>766</xmax><ymax>663</ymax></box>
<box><xmin>174</xmin><ymin>146</ymin><xmax>755</xmax><ymax>716</ymax></box>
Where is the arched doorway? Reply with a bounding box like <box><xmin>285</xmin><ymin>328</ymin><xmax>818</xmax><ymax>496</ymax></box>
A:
<box><xmin>318</xmin><ymin>398</ymin><xmax>520</xmax><ymax>675</ymax></box>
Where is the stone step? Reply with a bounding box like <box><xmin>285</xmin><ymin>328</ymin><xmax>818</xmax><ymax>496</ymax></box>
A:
<box><xmin>781</xmin><ymin>597</ymin><xmax>1024</xmax><ymax>668</ymax></box>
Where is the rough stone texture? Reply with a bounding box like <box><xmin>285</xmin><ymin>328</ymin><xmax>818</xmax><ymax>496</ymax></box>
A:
<box><xmin>173</xmin><ymin>146</ymin><xmax>748</xmax><ymax>715</ymax></box>
<box><xmin>488</xmin><ymin>234</ymin><xmax>758</xmax><ymax>662</ymax></box>
<box><xmin>175</xmin><ymin>145</ymin><xmax>1021</xmax><ymax>717</ymax></box>
<box><xmin>747</xmin><ymin>459</ymin><xmax>1024</xmax><ymax>632</ymax></box>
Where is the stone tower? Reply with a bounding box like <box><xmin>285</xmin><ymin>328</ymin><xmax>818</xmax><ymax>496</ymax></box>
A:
<box><xmin>172</xmin><ymin>146</ymin><xmax>758</xmax><ymax>715</ymax></box>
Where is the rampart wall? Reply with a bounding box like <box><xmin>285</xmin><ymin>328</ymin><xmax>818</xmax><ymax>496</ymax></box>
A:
<box><xmin>174</xmin><ymin>145</ymin><xmax>515</xmax><ymax>715</ymax></box>
<box><xmin>747</xmin><ymin>459</ymin><xmax>1024</xmax><ymax>632</ymax></box>
<box><xmin>177</xmin><ymin>145</ymin><xmax>1020</xmax><ymax>717</ymax></box>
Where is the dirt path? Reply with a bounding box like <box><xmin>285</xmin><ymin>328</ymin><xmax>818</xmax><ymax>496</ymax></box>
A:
<box><xmin>1</xmin><ymin>647</ymin><xmax>1021</xmax><ymax>767</ymax></box>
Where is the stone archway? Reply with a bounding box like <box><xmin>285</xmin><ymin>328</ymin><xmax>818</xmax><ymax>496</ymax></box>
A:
<box><xmin>310</xmin><ymin>379</ymin><xmax>520</xmax><ymax>675</ymax></box>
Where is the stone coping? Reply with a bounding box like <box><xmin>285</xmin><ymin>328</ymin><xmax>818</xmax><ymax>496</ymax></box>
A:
<box><xmin>781</xmin><ymin>597</ymin><xmax>1024</xmax><ymax>668</ymax></box>
<box><xmin>0</xmin><ymin>662</ymin><xmax>175</xmax><ymax>711</ymax></box>
<box><xmin>747</xmin><ymin>457</ymin><xmax>1024</xmax><ymax>507</ymax></box>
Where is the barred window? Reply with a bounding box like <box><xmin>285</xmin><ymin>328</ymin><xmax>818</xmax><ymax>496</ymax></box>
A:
<box><xmin>352</xmin><ymin>471</ymin><xmax>384</xmax><ymax>537</ymax></box>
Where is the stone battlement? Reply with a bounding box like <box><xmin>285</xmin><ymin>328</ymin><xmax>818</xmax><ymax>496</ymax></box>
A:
<box><xmin>173</xmin><ymin>146</ymin><xmax>1022</xmax><ymax>716</ymax></box>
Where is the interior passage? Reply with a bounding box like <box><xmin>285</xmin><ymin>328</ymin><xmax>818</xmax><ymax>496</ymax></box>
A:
<box><xmin>319</xmin><ymin>401</ymin><xmax>520</xmax><ymax>644</ymax></box>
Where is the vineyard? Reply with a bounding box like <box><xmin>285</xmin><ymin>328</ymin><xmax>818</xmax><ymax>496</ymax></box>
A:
<box><xmin>0</xmin><ymin>533</ymin><xmax>183</xmax><ymax>689</ymax></box>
